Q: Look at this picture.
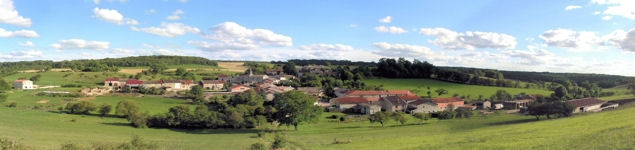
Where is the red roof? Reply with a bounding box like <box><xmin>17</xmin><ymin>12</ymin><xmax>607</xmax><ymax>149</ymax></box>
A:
<box><xmin>230</xmin><ymin>85</ymin><xmax>249</xmax><ymax>89</ymax></box>
<box><xmin>432</xmin><ymin>97</ymin><xmax>464</xmax><ymax>104</ymax></box>
<box><xmin>105</xmin><ymin>78</ymin><xmax>120</xmax><ymax>82</ymax></box>
<box><xmin>336</xmin><ymin>97</ymin><xmax>369</xmax><ymax>104</ymax></box>
<box><xmin>567</xmin><ymin>97</ymin><xmax>605</xmax><ymax>108</ymax></box>
<box><xmin>387</xmin><ymin>90</ymin><xmax>414</xmax><ymax>96</ymax></box>
<box><xmin>399</xmin><ymin>95</ymin><xmax>423</xmax><ymax>102</ymax></box>
<box><xmin>344</xmin><ymin>90</ymin><xmax>385</xmax><ymax>96</ymax></box>
<box><xmin>126</xmin><ymin>79</ymin><xmax>144</xmax><ymax>84</ymax></box>
<box><xmin>201</xmin><ymin>80</ymin><xmax>226</xmax><ymax>84</ymax></box>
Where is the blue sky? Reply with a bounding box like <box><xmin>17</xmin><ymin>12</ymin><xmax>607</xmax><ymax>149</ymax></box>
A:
<box><xmin>2</xmin><ymin>0</ymin><xmax>635</xmax><ymax>76</ymax></box>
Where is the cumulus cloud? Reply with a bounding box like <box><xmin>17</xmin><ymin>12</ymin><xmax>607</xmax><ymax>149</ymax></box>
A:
<box><xmin>167</xmin><ymin>9</ymin><xmax>184</xmax><ymax>20</ymax></box>
<box><xmin>190</xmin><ymin>22</ymin><xmax>293</xmax><ymax>51</ymax></box>
<box><xmin>540</xmin><ymin>28</ymin><xmax>605</xmax><ymax>51</ymax></box>
<box><xmin>0</xmin><ymin>28</ymin><xmax>39</xmax><ymax>38</ymax></box>
<box><xmin>379</xmin><ymin>16</ymin><xmax>392</xmax><ymax>23</ymax></box>
<box><xmin>19</xmin><ymin>41</ymin><xmax>34</xmax><ymax>47</ymax></box>
<box><xmin>592</xmin><ymin>0</ymin><xmax>635</xmax><ymax>19</ymax></box>
<box><xmin>565</xmin><ymin>5</ymin><xmax>582</xmax><ymax>11</ymax></box>
<box><xmin>131</xmin><ymin>22</ymin><xmax>200</xmax><ymax>37</ymax></box>
<box><xmin>375</xmin><ymin>26</ymin><xmax>407</xmax><ymax>34</ymax></box>
<box><xmin>419</xmin><ymin>27</ymin><xmax>517</xmax><ymax>50</ymax></box>
<box><xmin>299</xmin><ymin>44</ymin><xmax>355</xmax><ymax>51</ymax></box>
<box><xmin>604</xmin><ymin>29</ymin><xmax>635</xmax><ymax>52</ymax></box>
<box><xmin>93</xmin><ymin>7</ymin><xmax>139</xmax><ymax>25</ymax></box>
<box><xmin>51</xmin><ymin>39</ymin><xmax>109</xmax><ymax>50</ymax></box>
<box><xmin>0</xmin><ymin>50</ymin><xmax>44</xmax><ymax>60</ymax></box>
<box><xmin>0</xmin><ymin>0</ymin><xmax>32</xmax><ymax>27</ymax></box>
<box><xmin>501</xmin><ymin>49</ymin><xmax>554</xmax><ymax>65</ymax></box>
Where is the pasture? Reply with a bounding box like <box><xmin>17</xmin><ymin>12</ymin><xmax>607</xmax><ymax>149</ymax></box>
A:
<box><xmin>364</xmin><ymin>78</ymin><xmax>554</xmax><ymax>99</ymax></box>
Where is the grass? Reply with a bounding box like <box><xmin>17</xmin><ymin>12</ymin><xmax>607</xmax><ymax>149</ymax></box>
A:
<box><xmin>1</xmin><ymin>103</ymin><xmax>633</xmax><ymax>149</ymax></box>
<box><xmin>600</xmin><ymin>84</ymin><xmax>635</xmax><ymax>101</ymax></box>
<box><xmin>364</xmin><ymin>78</ymin><xmax>553</xmax><ymax>99</ymax></box>
<box><xmin>4</xmin><ymin>72</ymin><xmax>129</xmax><ymax>87</ymax></box>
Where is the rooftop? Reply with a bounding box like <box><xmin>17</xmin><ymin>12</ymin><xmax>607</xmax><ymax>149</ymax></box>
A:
<box><xmin>567</xmin><ymin>97</ymin><xmax>605</xmax><ymax>108</ymax></box>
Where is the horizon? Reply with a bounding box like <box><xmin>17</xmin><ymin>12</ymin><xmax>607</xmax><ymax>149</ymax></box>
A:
<box><xmin>1</xmin><ymin>0</ymin><xmax>635</xmax><ymax>76</ymax></box>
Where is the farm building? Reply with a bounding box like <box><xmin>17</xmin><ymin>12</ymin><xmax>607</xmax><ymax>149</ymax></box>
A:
<box><xmin>469</xmin><ymin>100</ymin><xmax>491</xmax><ymax>109</ymax></box>
<box><xmin>14</xmin><ymin>80</ymin><xmax>36</xmax><ymax>90</ymax></box>
<box><xmin>200</xmin><ymin>80</ymin><xmax>225</xmax><ymax>90</ymax></box>
<box><xmin>381</xmin><ymin>96</ymin><xmax>408</xmax><ymax>112</ymax></box>
<box><xmin>229</xmin><ymin>85</ymin><xmax>250</xmax><ymax>93</ymax></box>
<box><xmin>503</xmin><ymin>99</ymin><xmax>534</xmax><ymax>110</ymax></box>
<box><xmin>568</xmin><ymin>97</ymin><xmax>606</xmax><ymax>113</ymax></box>
<box><xmin>431</xmin><ymin>97</ymin><xmax>464</xmax><ymax>111</ymax></box>
<box><xmin>408</xmin><ymin>99</ymin><xmax>439</xmax><ymax>114</ymax></box>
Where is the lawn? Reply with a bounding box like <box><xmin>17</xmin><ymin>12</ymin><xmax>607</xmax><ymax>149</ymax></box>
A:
<box><xmin>4</xmin><ymin>71</ymin><xmax>129</xmax><ymax>87</ymax></box>
<box><xmin>1</xmin><ymin>99</ymin><xmax>634</xmax><ymax>149</ymax></box>
<box><xmin>364</xmin><ymin>78</ymin><xmax>553</xmax><ymax>99</ymax></box>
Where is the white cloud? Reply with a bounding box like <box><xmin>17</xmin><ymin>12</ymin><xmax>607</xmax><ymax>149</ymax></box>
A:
<box><xmin>18</xmin><ymin>41</ymin><xmax>34</xmax><ymax>47</ymax></box>
<box><xmin>375</xmin><ymin>26</ymin><xmax>407</xmax><ymax>34</ymax></box>
<box><xmin>501</xmin><ymin>48</ymin><xmax>554</xmax><ymax>65</ymax></box>
<box><xmin>379</xmin><ymin>16</ymin><xmax>392</xmax><ymax>23</ymax></box>
<box><xmin>167</xmin><ymin>9</ymin><xmax>184</xmax><ymax>20</ymax></box>
<box><xmin>0</xmin><ymin>50</ymin><xmax>44</xmax><ymax>60</ymax></box>
<box><xmin>51</xmin><ymin>39</ymin><xmax>109</xmax><ymax>50</ymax></box>
<box><xmin>592</xmin><ymin>0</ymin><xmax>635</xmax><ymax>19</ymax></box>
<box><xmin>419</xmin><ymin>27</ymin><xmax>517</xmax><ymax>50</ymax></box>
<box><xmin>371</xmin><ymin>42</ymin><xmax>440</xmax><ymax>61</ymax></box>
<box><xmin>145</xmin><ymin>9</ymin><xmax>156</xmax><ymax>14</ymax></box>
<box><xmin>539</xmin><ymin>28</ymin><xmax>605</xmax><ymax>51</ymax></box>
<box><xmin>0</xmin><ymin>28</ymin><xmax>39</xmax><ymax>38</ymax></box>
<box><xmin>0</xmin><ymin>0</ymin><xmax>32</xmax><ymax>27</ymax></box>
<box><xmin>299</xmin><ymin>44</ymin><xmax>355</xmax><ymax>51</ymax></box>
<box><xmin>191</xmin><ymin>22</ymin><xmax>293</xmax><ymax>51</ymax></box>
<box><xmin>93</xmin><ymin>7</ymin><xmax>139</xmax><ymax>25</ymax></box>
<box><xmin>131</xmin><ymin>22</ymin><xmax>200</xmax><ymax>37</ymax></box>
<box><xmin>604</xmin><ymin>28</ymin><xmax>635</xmax><ymax>52</ymax></box>
<box><xmin>348</xmin><ymin>24</ymin><xmax>358</xmax><ymax>28</ymax></box>
<box><xmin>602</xmin><ymin>16</ymin><xmax>613</xmax><ymax>20</ymax></box>
<box><xmin>93</xmin><ymin>0</ymin><xmax>101</xmax><ymax>4</ymax></box>
<box><xmin>565</xmin><ymin>5</ymin><xmax>582</xmax><ymax>11</ymax></box>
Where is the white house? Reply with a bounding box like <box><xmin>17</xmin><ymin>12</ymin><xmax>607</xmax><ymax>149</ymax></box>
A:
<box><xmin>14</xmin><ymin>80</ymin><xmax>36</xmax><ymax>90</ymax></box>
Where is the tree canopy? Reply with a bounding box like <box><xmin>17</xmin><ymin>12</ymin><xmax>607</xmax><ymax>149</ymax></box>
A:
<box><xmin>272</xmin><ymin>91</ymin><xmax>322</xmax><ymax>130</ymax></box>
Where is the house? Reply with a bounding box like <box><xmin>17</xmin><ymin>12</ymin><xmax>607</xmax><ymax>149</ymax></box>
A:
<box><xmin>408</xmin><ymin>99</ymin><xmax>439</xmax><ymax>114</ymax></box>
<box><xmin>503</xmin><ymin>99</ymin><xmax>534</xmax><ymax>110</ymax></box>
<box><xmin>125</xmin><ymin>79</ymin><xmax>144</xmax><ymax>88</ymax></box>
<box><xmin>343</xmin><ymin>90</ymin><xmax>415</xmax><ymax>99</ymax></box>
<box><xmin>180</xmin><ymin>80</ymin><xmax>196</xmax><ymax>90</ymax></box>
<box><xmin>331</xmin><ymin>97</ymin><xmax>370</xmax><ymax>110</ymax></box>
<box><xmin>399</xmin><ymin>95</ymin><xmax>424</xmax><ymax>103</ymax></box>
<box><xmin>161</xmin><ymin>80</ymin><xmax>182</xmax><ymax>90</ymax></box>
<box><xmin>14</xmin><ymin>80</ymin><xmax>35</xmax><ymax>90</ymax></box>
<box><xmin>104</xmin><ymin>78</ymin><xmax>121</xmax><ymax>87</ymax></box>
<box><xmin>296</xmin><ymin>87</ymin><xmax>324</xmax><ymax>97</ymax></box>
<box><xmin>230</xmin><ymin>84</ymin><xmax>250</xmax><ymax>93</ymax></box>
<box><xmin>567</xmin><ymin>97</ymin><xmax>606</xmax><ymax>113</ymax></box>
<box><xmin>142</xmin><ymin>80</ymin><xmax>163</xmax><ymax>89</ymax></box>
<box><xmin>381</xmin><ymin>96</ymin><xmax>408</xmax><ymax>112</ymax></box>
<box><xmin>200</xmin><ymin>80</ymin><xmax>225</xmax><ymax>90</ymax></box>
<box><xmin>469</xmin><ymin>100</ymin><xmax>492</xmax><ymax>109</ymax></box>
<box><xmin>431</xmin><ymin>97</ymin><xmax>464</xmax><ymax>111</ymax></box>
<box><xmin>357</xmin><ymin>103</ymin><xmax>382</xmax><ymax>115</ymax></box>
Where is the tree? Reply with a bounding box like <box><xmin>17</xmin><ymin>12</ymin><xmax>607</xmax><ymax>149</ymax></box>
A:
<box><xmin>98</xmin><ymin>103</ymin><xmax>112</xmax><ymax>116</ymax></box>
<box><xmin>391</xmin><ymin>112</ymin><xmax>407</xmax><ymax>125</ymax></box>
<box><xmin>554</xmin><ymin>86</ymin><xmax>568</xmax><ymax>100</ymax></box>
<box><xmin>29</xmin><ymin>74</ymin><xmax>42</xmax><ymax>83</ymax></box>
<box><xmin>115</xmin><ymin>100</ymin><xmax>140</xmax><ymax>118</ymax></box>
<box><xmin>435</xmin><ymin>88</ymin><xmax>448</xmax><ymax>96</ymax></box>
<box><xmin>149</xmin><ymin>63</ymin><xmax>167</xmax><ymax>74</ymax></box>
<box><xmin>272</xmin><ymin>91</ymin><xmax>322</xmax><ymax>130</ymax></box>
<box><xmin>369</xmin><ymin>111</ymin><xmax>391</xmax><ymax>127</ymax></box>
<box><xmin>188</xmin><ymin>85</ymin><xmax>205</xmax><ymax>103</ymax></box>
<box><xmin>175</xmin><ymin>67</ymin><xmax>187</xmax><ymax>76</ymax></box>
<box><xmin>65</xmin><ymin>101</ymin><xmax>97</xmax><ymax>115</ymax></box>
<box><xmin>490</xmin><ymin>90</ymin><xmax>512</xmax><ymax>102</ymax></box>
<box><xmin>282</xmin><ymin>62</ymin><xmax>297</xmax><ymax>76</ymax></box>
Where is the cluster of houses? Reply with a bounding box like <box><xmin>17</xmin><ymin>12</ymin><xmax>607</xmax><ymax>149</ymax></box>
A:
<box><xmin>330</xmin><ymin>90</ymin><xmax>618</xmax><ymax>115</ymax></box>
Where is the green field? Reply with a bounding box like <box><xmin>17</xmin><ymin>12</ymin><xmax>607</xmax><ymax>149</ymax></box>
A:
<box><xmin>364</xmin><ymin>78</ymin><xmax>554</xmax><ymax>99</ymax></box>
<box><xmin>4</xmin><ymin>71</ymin><xmax>129</xmax><ymax>87</ymax></box>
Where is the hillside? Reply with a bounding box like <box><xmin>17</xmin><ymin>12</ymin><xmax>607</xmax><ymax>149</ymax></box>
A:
<box><xmin>364</xmin><ymin>78</ymin><xmax>553</xmax><ymax>99</ymax></box>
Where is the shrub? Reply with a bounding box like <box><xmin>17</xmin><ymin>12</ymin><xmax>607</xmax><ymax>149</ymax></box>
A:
<box><xmin>98</xmin><ymin>103</ymin><xmax>112</xmax><ymax>116</ymax></box>
<box><xmin>0</xmin><ymin>137</ymin><xmax>29</xmax><ymax>150</ymax></box>
<box><xmin>250</xmin><ymin>141</ymin><xmax>268</xmax><ymax>150</ymax></box>
<box><xmin>115</xmin><ymin>100</ymin><xmax>140</xmax><ymax>118</ymax></box>
<box><xmin>60</xmin><ymin>143</ymin><xmax>83</xmax><ymax>150</ymax></box>
<box><xmin>6</xmin><ymin>101</ymin><xmax>17</xmax><ymax>108</ymax></box>
<box><xmin>271</xmin><ymin>133</ymin><xmax>287</xmax><ymax>149</ymax></box>
<box><xmin>65</xmin><ymin>101</ymin><xmax>97</xmax><ymax>115</ymax></box>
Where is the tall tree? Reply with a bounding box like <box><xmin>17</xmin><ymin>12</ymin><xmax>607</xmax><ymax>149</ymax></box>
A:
<box><xmin>435</xmin><ymin>88</ymin><xmax>448</xmax><ymax>96</ymax></box>
<box><xmin>272</xmin><ymin>91</ymin><xmax>322</xmax><ymax>130</ymax></box>
<box><xmin>554</xmin><ymin>86</ymin><xmax>568</xmax><ymax>100</ymax></box>
<box><xmin>282</xmin><ymin>62</ymin><xmax>297</xmax><ymax>76</ymax></box>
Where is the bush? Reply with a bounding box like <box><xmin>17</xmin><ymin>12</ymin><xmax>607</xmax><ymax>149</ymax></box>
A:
<box><xmin>60</xmin><ymin>143</ymin><xmax>83</xmax><ymax>150</ymax></box>
<box><xmin>250</xmin><ymin>141</ymin><xmax>268</xmax><ymax>150</ymax></box>
<box><xmin>98</xmin><ymin>103</ymin><xmax>112</xmax><ymax>116</ymax></box>
<box><xmin>6</xmin><ymin>101</ymin><xmax>18</xmax><ymax>108</ymax></box>
<box><xmin>0</xmin><ymin>137</ymin><xmax>29</xmax><ymax>150</ymax></box>
<box><xmin>271</xmin><ymin>133</ymin><xmax>287</xmax><ymax>149</ymax></box>
<box><xmin>65</xmin><ymin>101</ymin><xmax>97</xmax><ymax>115</ymax></box>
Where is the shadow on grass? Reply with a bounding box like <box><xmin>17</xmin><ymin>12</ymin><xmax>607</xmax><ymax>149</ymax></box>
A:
<box><xmin>487</xmin><ymin>118</ymin><xmax>538</xmax><ymax>126</ymax></box>
<box><xmin>168</xmin><ymin>128</ymin><xmax>260</xmax><ymax>135</ymax></box>
<box><xmin>101</xmin><ymin>122</ymin><xmax>131</xmax><ymax>127</ymax></box>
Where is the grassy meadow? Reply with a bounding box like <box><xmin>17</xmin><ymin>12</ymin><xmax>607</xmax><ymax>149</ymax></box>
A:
<box><xmin>364</xmin><ymin>78</ymin><xmax>554</xmax><ymax>99</ymax></box>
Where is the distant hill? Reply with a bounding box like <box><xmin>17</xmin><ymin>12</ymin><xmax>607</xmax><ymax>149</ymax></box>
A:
<box><xmin>0</xmin><ymin>55</ymin><xmax>218</xmax><ymax>76</ymax></box>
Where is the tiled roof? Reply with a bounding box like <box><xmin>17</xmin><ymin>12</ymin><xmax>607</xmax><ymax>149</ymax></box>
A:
<box><xmin>567</xmin><ymin>97</ymin><xmax>605</xmax><ymax>108</ymax></box>
<box><xmin>162</xmin><ymin>80</ymin><xmax>181</xmax><ymax>83</ymax></box>
<box><xmin>431</xmin><ymin>97</ymin><xmax>463</xmax><ymax>104</ymax></box>
<box><xmin>126</xmin><ymin>79</ymin><xmax>144</xmax><ymax>84</ymax></box>
<box><xmin>144</xmin><ymin>80</ymin><xmax>163</xmax><ymax>84</ymax></box>
<box><xmin>399</xmin><ymin>95</ymin><xmax>423</xmax><ymax>102</ymax></box>
<box><xmin>409</xmin><ymin>99</ymin><xmax>436</xmax><ymax>106</ymax></box>
<box><xmin>336</xmin><ymin>97</ymin><xmax>369</xmax><ymax>104</ymax></box>
<box><xmin>382</xmin><ymin>96</ymin><xmax>406</xmax><ymax>105</ymax></box>
<box><xmin>387</xmin><ymin>90</ymin><xmax>413</xmax><ymax>95</ymax></box>
<box><xmin>230</xmin><ymin>85</ymin><xmax>249</xmax><ymax>89</ymax></box>
<box><xmin>344</xmin><ymin>90</ymin><xmax>385</xmax><ymax>96</ymax></box>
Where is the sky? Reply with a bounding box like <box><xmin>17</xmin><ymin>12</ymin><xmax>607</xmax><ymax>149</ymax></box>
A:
<box><xmin>1</xmin><ymin>0</ymin><xmax>635</xmax><ymax>76</ymax></box>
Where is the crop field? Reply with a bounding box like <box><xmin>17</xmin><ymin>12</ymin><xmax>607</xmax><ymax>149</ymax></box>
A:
<box><xmin>364</xmin><ymin>78</ymin><xmax>554</xmax><ymax>99</ymax></box>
